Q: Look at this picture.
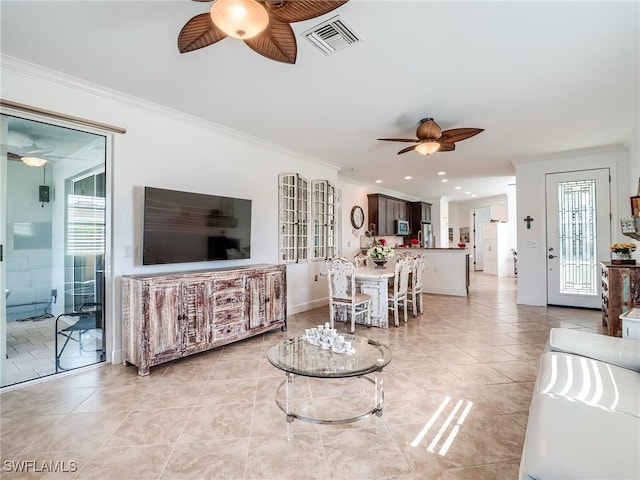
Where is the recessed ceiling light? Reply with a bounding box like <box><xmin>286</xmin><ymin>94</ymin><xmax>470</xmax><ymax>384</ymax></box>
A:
<box><xmin>405</xmin><ymin>176</ymin><xmax>412</xmax><ymax>180</ymax></box>
<box><xmin>465</xmin><ymin>192</ymin><xmax>471</xmax><ymax>195</ymax></box>
<box><xmin>455</xmin><ymin>186</ymin><xmax>461</xmax><ymax>190</ymax></box>
<box><xmin>375</xmin><ymin>180</ymin><xmax>382</xmax><ymax>183</ymax></box>
<box><xmin>471</xmin><ymin>194</ymin><xmax>477</xmax><ymax>198</ymax></box>
<box><xmin>441</xmin><ymin>178</ymin><xmax>448</xmax><ymax>183</ymax></box>
<box><xmin>438</xmin><ymin>171</ymin><xmax>446</xmax><ymax>176</ymax></box>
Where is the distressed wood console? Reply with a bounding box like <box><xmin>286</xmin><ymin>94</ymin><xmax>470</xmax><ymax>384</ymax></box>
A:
<box><xmin>122</xmin><ymin>264</ymin><xmax>286</xmax><ymax>375</ymax></box>
<box><xmin>600</xmin><ymin>262</ymin><xmax>640</xmax><ymax>336</ymax></box>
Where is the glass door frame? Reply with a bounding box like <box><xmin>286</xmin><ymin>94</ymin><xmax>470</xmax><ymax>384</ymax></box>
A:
<box><xmin>0</xmin><ymin>107</ymin><xmax>113</xmax><ymax>387</ymax></box>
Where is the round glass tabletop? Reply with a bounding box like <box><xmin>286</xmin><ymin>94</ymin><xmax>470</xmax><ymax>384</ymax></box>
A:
<box><xmin>267</xmin><ymin>335</ymin><xmax>392</xmax><ymax>378</ymax></box>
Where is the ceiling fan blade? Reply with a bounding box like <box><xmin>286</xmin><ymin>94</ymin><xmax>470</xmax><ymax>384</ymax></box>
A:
<box><xmin>416</xmin><ymin>118</ymin><xmax>442</xmax><ymax>141</ymax></box>
<box><xmin>377</xmin><ymin>138</ymin><xmax>419</xmax><ymax>143</ymax></box>
<box><xmin>440</xmin><ymin>128</ymin><xmax>484</xmax><ymax>143</ymax></box>
<box><xmin>178</xmin><ymin>13</ymin><xmax>228</xmax><ymax>53</ymax></box>
<box><xmin>266</xmin><ymin>0</ymin><xmax>349</xmax><ymax>23</ymax></box>
<box><xmin>191</xmin><ymin>0</ymin><xmax>213</xmax><ymax>2</ymax></box>
<box><xmin>438</xmin><ymin>142</ymin><xmax>456</xmax><ymax>152</ymax></box>
<box><xmin>244</xmin><ymin>19</ymin><xmax>296</xmax><ymax>64</ymax></box>
<box><xmin>397</xmin><ymin>145</ymin><xmax>418</xmax><ymax>155</ymax></box>
<box><xmin>7</xmin><ymin>151</ymin><xmax>21</xmax><ymax>161</ymax></box>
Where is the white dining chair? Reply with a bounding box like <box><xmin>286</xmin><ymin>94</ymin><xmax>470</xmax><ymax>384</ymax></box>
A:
<box><xmin>388</xmin><ymin>256</ymin><xmax>411</xmax><ymax>326</ymax></box>
<box><xmin>326</xmin><ymin>257</ymin><xmax>372</xmax><ymax>333</ymax></box>
<box><xmin>407</xmin><ymin>254</ymin><xmax>426</xmax><ymax>316</ymax></box>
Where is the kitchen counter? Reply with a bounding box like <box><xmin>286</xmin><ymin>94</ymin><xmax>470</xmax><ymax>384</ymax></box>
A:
<box><xmin>358</xmin><ymin>247</ymin><xmax>470</xmax><ymax>296</ymax></box>
<box><xmin>409</xmin><ymin>248</ymin><xmax>469</xmax><ymax>296</ymax></box>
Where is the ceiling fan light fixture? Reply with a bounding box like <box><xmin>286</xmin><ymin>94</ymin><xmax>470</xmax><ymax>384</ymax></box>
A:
<box><xmin>415</xmin><ymin>141</ymin><xmax>440</xmax><ymax>156</ymax></box>
<box><xmin>21</xmin><ymin>156</ymin><xmax>48</xmax><ymax>167</ymax></box>
<box><xmin>210</xmin><ymin>0</ymin><xmax>269</xmax><ymax>39</ymax></box>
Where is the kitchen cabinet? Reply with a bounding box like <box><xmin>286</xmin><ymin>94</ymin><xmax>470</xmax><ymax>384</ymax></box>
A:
<box><xmin>122</xmin><ymin>264</ymin><xmax>287</xmax><ymax>375</ymax></box>
<box><xmin>410</xmin><ymin>201</ymin><xmax>431</xmax><ymax>224</ymax></box>
<box><xmin>600</xmin><ymin>262</ymin><xmax>640</xmax><ymax>336</ymax></box>
<box><xmin>368</xmin><ymin>194</ymin><xmax>408</xmax><ymax>236</ymax></box>
<box><xmin>408</xmin><ymin>201</ymin><xmax>432</xmax><ymax>242</ymax></box>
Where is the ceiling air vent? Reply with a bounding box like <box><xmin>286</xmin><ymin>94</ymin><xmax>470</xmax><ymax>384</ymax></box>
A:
<box><xmin>302</xmin><ymin>15</ymin><xmax>361</xmax><ymax>55</ymax></box>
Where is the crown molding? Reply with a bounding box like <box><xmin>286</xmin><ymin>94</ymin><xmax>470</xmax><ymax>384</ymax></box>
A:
<box><xmin>511</xmin><ymin>143</ymin><xmax>627</xmax><ymax>165</ymax></box>
<box><xmin>0</xmin><ymin>54</ymin><xmax>341</xmax><ymax>172</ymax></box>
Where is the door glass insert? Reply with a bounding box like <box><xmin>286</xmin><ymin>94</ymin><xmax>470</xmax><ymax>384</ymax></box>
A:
<box><xmin>2</xmin><ymin>114</ymin><xmax>107</xmax><ymax>387</ymax></box>
<box><xmin>557</xmin><ymin>179</ymin><xmax>597</xmax><ymax>295</ymax></box>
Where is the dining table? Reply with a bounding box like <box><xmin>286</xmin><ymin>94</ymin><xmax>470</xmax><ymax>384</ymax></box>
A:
<box><xmin>353</xmin><ymin>263</ymin><xmax>395</xmax><ymax>329</ymax></box>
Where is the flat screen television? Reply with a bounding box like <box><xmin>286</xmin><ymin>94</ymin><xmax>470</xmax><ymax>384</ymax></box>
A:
<box><xmin>142</xmin><ymin>187</ymin><xmax>251</xmax><ymax>265</ymax></box>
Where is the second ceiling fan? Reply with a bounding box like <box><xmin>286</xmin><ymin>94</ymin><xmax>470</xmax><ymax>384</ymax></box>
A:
<box><xmin>378</xmin><ymin>118</ymin><xmax>484</xmax><ymax>156</ymax></box>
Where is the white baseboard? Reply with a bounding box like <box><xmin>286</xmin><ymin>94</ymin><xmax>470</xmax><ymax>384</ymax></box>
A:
<box><xmin>111</xmin><ymin>349</ymin><xmax>123</xmax><ymax>365</ymax></box>
<box><xmin>288</xmin><ymin>297</ymin><xmax>328</xmax><ymax>315</ymax></box>
<box><xmin>517</xmin><ymin>295</ymin><xmax>546</xmax><ymax>306</ymax></box>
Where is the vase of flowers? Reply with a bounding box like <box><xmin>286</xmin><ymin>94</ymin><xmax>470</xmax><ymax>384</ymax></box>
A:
<box><xmin>610</xmin><ymin>242</ymin><xmax>637</xmax><ymax>265</ymax></box>
<box><xmin>367</xmin><ymin>243</ymin><xmax>394</xmax><ymax>268</ymax></box>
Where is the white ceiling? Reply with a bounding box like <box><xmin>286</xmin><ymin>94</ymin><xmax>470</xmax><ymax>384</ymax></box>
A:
<box><xmin>1</xmin><ymin>1</ymin><xmax>638</xmax><ymax>201</ymax></box>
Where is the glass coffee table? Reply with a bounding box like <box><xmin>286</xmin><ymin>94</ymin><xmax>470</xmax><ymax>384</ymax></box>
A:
<box><xmin>267</xmin><ymin>335</ymin><xmax>392</xmax><ymax>427</ymax></box>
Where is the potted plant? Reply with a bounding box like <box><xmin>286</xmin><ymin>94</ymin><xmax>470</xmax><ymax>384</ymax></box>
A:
<box><xmin>367</xmin><ymin>244</ymin><xmax>395</xmax><ymax>268</ymax></box>
<box><xmin>610</xmin><ymin>242</ymin><xmax>637</xmax><ymax>265</ymax></box>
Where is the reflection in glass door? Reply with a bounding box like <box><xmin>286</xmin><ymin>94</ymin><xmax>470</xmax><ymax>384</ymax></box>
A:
<box><xmin>1</xmin><ymin>113</ymin><xmax>107</xmax><ymax>387</ymax></box>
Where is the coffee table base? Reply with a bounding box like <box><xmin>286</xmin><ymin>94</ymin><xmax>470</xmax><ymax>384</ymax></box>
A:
<box><xmin>274</xmin><ymin>372</ymin><xmax>384</xmax><ymax>426</ymax></box>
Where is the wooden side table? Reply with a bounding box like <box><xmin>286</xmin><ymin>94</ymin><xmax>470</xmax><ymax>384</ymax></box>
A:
<box><xmin>600</xmin><ymin>262</ymin><xmax>640</xmax><ymax>336</ymax></box>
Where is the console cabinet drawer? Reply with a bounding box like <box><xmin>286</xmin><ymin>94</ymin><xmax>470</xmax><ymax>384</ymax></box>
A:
<box><xmin>213</xmin><ymin>322</ymin><xmax>245</xmax><ymax>341</ymax></box>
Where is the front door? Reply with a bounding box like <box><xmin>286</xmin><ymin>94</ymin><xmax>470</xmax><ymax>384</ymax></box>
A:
<box><xmin>546</xmin><ymin>169</ymin><xmax>611</xmax><ymax>308</ymax></box>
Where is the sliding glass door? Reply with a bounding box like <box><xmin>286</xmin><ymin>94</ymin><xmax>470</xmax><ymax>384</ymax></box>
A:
<box><xmin>1</xmin><ymin>113</ymin><xmax>108</xmax><ymax>387</ymax></box>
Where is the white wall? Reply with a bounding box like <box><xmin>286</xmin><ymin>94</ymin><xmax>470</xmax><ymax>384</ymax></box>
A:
<box><xmin>1</xmin><ymin>56</ymin><xmax>340</xmax><ymax>363</ymax></box>
<box><xmin>627</xmin><ymin>123</ymin><xmax>639</xmax><ymax>196</ymax></box>
<box><xmin>514</xmin><ymin>145</ymin><xmax>631</xmax><ymax>306</ymax></box>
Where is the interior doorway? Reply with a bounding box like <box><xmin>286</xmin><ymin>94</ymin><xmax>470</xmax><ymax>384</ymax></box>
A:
<box><xmin>1</xmin><ymin>113</ymin><xmax>108</xmax><ymax>387</ymax></box>
<box><xmin>472</xmin><ymin>206</ymin><xmax>493</xmax><ymax>271</ymax></box>
<box><xmin>545</xmin><ymin>169</ymin><xmax>611</xmax><ymax>308</ymax></box>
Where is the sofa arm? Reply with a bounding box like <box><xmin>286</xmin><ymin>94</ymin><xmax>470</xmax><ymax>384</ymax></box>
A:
<box><xmin>548</xmin><ymin>328</ymin><xmax>640</xmax><ymax>372</ymax></box>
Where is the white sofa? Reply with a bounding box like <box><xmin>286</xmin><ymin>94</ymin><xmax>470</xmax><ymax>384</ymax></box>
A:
<box><xmin>519</xmin><ymin>328</ymin><xmax>640</xmax><ymax>479</ymax></box>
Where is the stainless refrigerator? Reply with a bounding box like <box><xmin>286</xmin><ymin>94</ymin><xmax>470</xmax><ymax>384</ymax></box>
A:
<box><xmin>418</xmin><ymin>223</ymin><xmax>433</xmax><ymax>248</ymax></box>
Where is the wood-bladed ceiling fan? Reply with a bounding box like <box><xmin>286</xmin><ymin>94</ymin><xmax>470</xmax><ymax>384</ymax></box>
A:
<box><xmin>378</xmin><ymin>118</ymin><xmax>484</xmax><ymax>156</ymax></box>
<box><xmin>178</xmin><ymin>0</ymin><xmax>349</xmax><ymax>64</ymax></box>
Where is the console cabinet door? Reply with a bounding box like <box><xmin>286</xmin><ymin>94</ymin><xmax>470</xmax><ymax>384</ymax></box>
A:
<box><xmin>180</xmin><ymin>280</ymin><xmax>212</xmax><ymax>355</ymax></box>
<box><xmin>246</xmin><ymin>268</ymin><xmax>286</xmax><ymax>329</ymax></box>
<box><xmin>145</xmin><ymin>282</ymin><xmax>182</xmax><ymax>363</ymax></box>
<box><xmin>246</xmin><ymin>272</ymin><xmax>266</xmax><ymax>330</ymax></box>
<box><xmin>264</xmin><ymin>270</ymin><xmax>286</xmax><ymax>325</ymax></box>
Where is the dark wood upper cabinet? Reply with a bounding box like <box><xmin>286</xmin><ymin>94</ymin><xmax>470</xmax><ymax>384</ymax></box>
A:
<box><xmin>410</xmin><ymin>201</ymin><xmax>432</xmax><ymax>224</ymax></box>
<box><xmin>367</xmin><ymin>194</ymin><xmax>409</xmax><ymax>236</ymax></box>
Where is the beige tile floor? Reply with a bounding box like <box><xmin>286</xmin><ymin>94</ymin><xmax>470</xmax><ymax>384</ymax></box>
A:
<box><xmin>0</xmin><ymin>273</ymin><xmax>605</xmax><ymax>479</ymax></box>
